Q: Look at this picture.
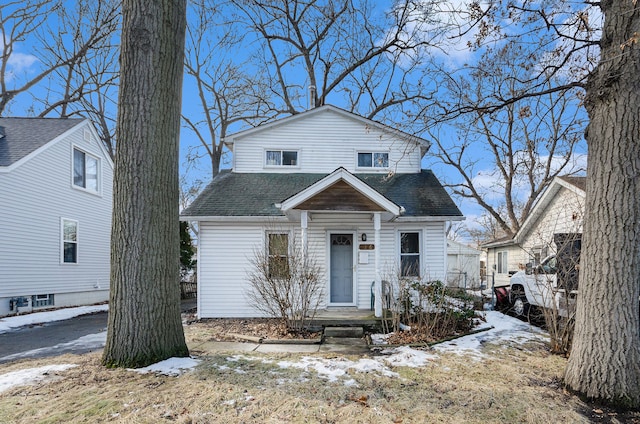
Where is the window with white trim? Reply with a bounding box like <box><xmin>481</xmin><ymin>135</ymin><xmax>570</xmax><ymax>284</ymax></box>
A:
<box><xmin>357</xmin><ymin>152</ymin><xmax>388</xmax><ymax>168</ymax></box>
<box><xmin>267</xmin><ymin>232</ymin><xmax>290</xmax><ymax>278</ymax></box>
<box><xmin>62</xmin><ymin>219</ymin><xmax>78</xmax><ymax>264</ymax></box>
<box><xmin>497</xmin><ymin>251</ymin><xmax>508</xmax><ymax>274</ymax></box>
<box><xmin>400</xmin><ymin>231</ymin><xmax>420</xmax><ymax>277</ymax></box>
<box><xmin>73</xmin><ymin>148</ymin><xmax>99</xmax><ymax>192</ymax></box>
<box><xmin>32</xmin><ymin>294</ymin><xmax>55</xmax><ymax>308</ymax></box>
<box><xmin>266</xmin><ymin>150</ymin><xmax>298</xmax><ymax>166</ymax></box>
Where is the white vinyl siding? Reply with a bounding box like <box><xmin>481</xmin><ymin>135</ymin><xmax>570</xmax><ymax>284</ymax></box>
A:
<box><xmin>198</xmin><ymin>223</ymin><xmax>281</xmax><ymax>318</ymax></box>
<box><xmin>197</xmin><ymin>218</ymin><xmax>450</xmax><ymax>317</ymax></box>
<box><xmin>233</xmin><ymin>108</ymin><xmax>422</xmax><ymax>174</ymax></box>
<box><xmin>0</xmin><ymin>122</ymin><xmax>112</xmax><ymax>316</ymax></box>
<box><xmin>519</xmin><ymin>186</ymin><xmax>584</xmax><ymax>256</ymax></box>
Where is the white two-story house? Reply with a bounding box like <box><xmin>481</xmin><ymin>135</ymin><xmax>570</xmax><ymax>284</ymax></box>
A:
<box><xmin>181</xmin><ymin>105</ymin><xmax>463</xmax><ymax>318</ymax></box>
<box><xmin>0</xmin><ymin>118</ymin><xmax>113</xmax><ymax>316</ymax></box>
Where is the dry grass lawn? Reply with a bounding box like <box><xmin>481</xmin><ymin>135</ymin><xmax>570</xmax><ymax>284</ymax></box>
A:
<box><xmin>0</xmin><ymin>319</ymin><xmax>637</xmax><ymax>423</ymax></box>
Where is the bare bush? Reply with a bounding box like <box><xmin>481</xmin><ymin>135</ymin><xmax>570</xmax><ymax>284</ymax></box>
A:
<box><xmin>383</xmin><ymin>271</ymin><xmax>476</xmax><ymax>343</ymax></box>
<box><xmin>247</xmin><ymin>238</ymin><xmax>324</xmax><ymax>334</ymax></box>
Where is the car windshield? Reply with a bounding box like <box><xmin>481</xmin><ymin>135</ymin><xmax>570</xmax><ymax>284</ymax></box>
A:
<box><xmin>540</xmin><ymin>256</ymin><xmax>557</xmax><ymax>274</ymax></box>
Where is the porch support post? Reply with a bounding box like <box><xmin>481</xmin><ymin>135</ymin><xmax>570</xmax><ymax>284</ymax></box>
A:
<box><xmin>374</xmin><ymin>212</ymin><xmax>382</xmax><ymax>317</ymax></box>
<box><xmin>301</xmin><ymin>210</ymin><xmax>308</xmax><ymax>260</ymax></box>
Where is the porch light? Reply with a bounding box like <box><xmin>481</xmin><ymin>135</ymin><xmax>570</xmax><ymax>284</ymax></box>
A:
<box><xmin>361</xmin><ymin>233</ymin><xmax>367</xmax><ymax>241</ymax></box>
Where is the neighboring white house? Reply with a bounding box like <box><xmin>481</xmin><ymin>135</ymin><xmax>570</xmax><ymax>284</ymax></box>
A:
<box><xmin>0</xmin><ymin>118</ymin><xmax>113</xmax><ymax>316</ymax></box>
<box><xmin>446</xmin><ymin>239</ymin><xmax>481</xmax><ymax>289</ymax></box>
<box><xmin>181</xmin><ymin>105</ymin><xmax>463</xmax><ymax>318</ymax></box>
<box><xmin>483</xmin><ymin>176</ymin><xmax>585</xmax><ymax>288</ymax></box>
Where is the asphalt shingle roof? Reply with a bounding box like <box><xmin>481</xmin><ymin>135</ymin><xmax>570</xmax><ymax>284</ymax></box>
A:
<box><xmin>0</xmin><ymin>117</ymin><xmax>84</xmax><ymax>167</ymax></box>
<box><xmin>182</xmin><ymin>170</ymin><xmax>463</xmax><ymax>218</ymax></box>
<box><xmin>558</xmin><ymin>176</ymin><xmax>586</xmax><ymax>191</ymax></box>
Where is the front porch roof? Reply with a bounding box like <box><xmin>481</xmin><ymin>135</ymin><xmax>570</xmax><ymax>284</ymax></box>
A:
<box><xmin>181</xmin><ymin>169</ymin><xmax>463</xmax><ymax>220</ymax></box>
<box><xmin>277</xmin><ymin>167</ymin><xmax>402</xmax><ymax>220</ymax></box>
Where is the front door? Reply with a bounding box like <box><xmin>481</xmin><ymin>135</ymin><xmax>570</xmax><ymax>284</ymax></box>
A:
<box><xmin>330</xmin><ymin>234</ymin><xmax>354</xmax><ymax>303</ymax></box>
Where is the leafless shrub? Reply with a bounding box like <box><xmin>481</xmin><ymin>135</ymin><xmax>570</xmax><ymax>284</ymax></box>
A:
<box><xmin>382</xmin><ymin>269</ymin><xmax>476</xmax><ymax>343</ymax></box>
<box><xmin>246</xmin><ymin>238</ymin><xmax>324</xmax><ymax>334</ymax></box>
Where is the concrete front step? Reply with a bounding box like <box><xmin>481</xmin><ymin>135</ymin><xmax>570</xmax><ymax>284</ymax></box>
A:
<box><xmin>323</xmin><ymin>326</ymin><xmax>364</xmax><ymax>338</ymax></box>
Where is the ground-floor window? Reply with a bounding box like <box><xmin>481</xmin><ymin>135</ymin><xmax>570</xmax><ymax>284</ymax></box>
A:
<box><xmin>400</xmin><ymin>231</ymin><xmax>420</xmax><ymax>277</ymax></box>
<box><xmin>497</xmin><ymin>251</ymin><xmax>508</xmax><ymax>274</ymax></box>
<box><xmin>267</xmin><ymin>232</ymin><xmax>290</xmax><ymax>278</ymax></box>
<box><xmin>61</xmin><ymin>218</ymin><xmax>78</xmax><ymax>263</ymax></box>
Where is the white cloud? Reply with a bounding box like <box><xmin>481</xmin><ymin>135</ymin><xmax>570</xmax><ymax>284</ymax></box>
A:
<box><xmin>385</xmin><ymin>0</ymin><xmax>493</xmax><ymax>67</ymax></box>
<box><xmin>8</xmin><ymin>51</ymin><xmax>39</xmax><ymax>71</ymax></box>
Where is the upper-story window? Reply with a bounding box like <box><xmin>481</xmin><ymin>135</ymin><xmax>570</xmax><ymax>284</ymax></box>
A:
<box><xmin>73</xmin><ymin>148</ymin><xmax>99</xmax><ymax>193</ymax></box>
<box><xmin>266</xmin><ymin>150</ymin><xmax>298</xmax><ymax>166</ymax></box>
<box><xmin>358</xmin><ymin>152</ymin><xmax>388</xmax><ymax>168</ymax></box>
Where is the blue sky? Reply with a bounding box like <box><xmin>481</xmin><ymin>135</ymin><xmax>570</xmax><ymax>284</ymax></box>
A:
<box><xmin>3</xmin><ymin>0</ymin><xmax>594</xmax><ymax>235</ymax></box>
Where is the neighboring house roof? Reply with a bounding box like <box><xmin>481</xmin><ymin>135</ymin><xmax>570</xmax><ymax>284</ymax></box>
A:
<box><xmin>514</xmin><ymin>176</ymin><xmax>585</xmax><ymax>244</ymax></box>
<box><xmin>447</xmin><ymin>239</ymin><xmax>481</xmax><ymax>255</ymax></box>
<box><xmin>480</xmin><ymin>176</ymin><xmax>586</xmax><ymax>249</ymax></box>
<box><xmin>223</xmin><ymin>105</ymin><xmax>431</xmax><ymax>156</ymax></box>
<box><xmin>558</xmin><ymin>175</ymin><xmax>586</xmax><ymax>191</ymax></box>
<box><xmin>182</xmin><ymin>169</ymin><xmax>463</xmax><ymax>219</ymax></box>
<box><xmin>0</xmin><ymin>117</ymin><xmax>85</xmax><ymax>167</ymax></box>
<box><xmin>480</xmin><ymin>235</ymin><xmax>516</xmax><ymax>249</ymax></box>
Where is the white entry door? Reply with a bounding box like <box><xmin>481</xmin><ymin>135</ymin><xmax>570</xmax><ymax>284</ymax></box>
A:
<box><xmin>330</xmin><ymin>233</ymin><xmax>354</xmax><ymax>304</ymax></box>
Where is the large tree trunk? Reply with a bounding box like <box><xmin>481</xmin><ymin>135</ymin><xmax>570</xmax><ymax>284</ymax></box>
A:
<box><xmin>103</xmin><ymin>0</ymin><xmax>188</xmax><ymax>368</ymax></box>
<box><xmin>564</xmin><ymin>0</ymin><xmax>640</xmax><ymax>407</ymax></box>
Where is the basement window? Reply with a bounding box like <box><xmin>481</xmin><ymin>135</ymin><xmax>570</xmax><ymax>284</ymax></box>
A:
<box><xmin>32</xmin><ymin>294</ymin><xmax>55</xmax><ymax>308</ymax></box>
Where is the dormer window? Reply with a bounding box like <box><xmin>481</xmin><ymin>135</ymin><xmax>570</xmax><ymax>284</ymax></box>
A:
<box><xmin>358</xmin><ymin>152</ymin><xmax>388</xmax><ymax>168</ymax></box>
<box><xmin>266</xmin><ymin>150</ymin><xmax>298</xmax><ymax>166</ymax></box>
<box><xmin>73</xmin><ymin>147</ymin><xmax>99</xmax><ymax>193</ymax></box>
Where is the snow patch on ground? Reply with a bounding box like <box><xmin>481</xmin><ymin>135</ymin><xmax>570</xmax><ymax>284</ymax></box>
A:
<box><xmin>432</xmin><ymin>311</ymin><xmax>546</xmax><ymax>359</ymax></box>
<box><xmin>277</xmin><ymin>356</ymin><xmax>400</xmax><ymax>383</ymax></box>
<box><xmin>0</xmin><ymin>305</ymin><xmax>109</xmax><ymax>334</ymax></box>
<box><xmin>0</xmin><ymin>364</ymin><xmax>77</xmax><ymax>393</ymax></box>
<box><xmin>133</xmin><ymin>357</ymin><xmax>202</xmax><ymax>376</ymax></box>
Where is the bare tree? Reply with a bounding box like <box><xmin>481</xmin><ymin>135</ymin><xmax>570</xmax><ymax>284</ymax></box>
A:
<box><xmin>429</xmin><ymin>42</ymin><xmax>586</xmax><ymax>237</ymax></box>
<box><xmin>227</xmin><ymin>0</ymin><xmax>437</xmax><ymax>118</ymax></box>
<box><xmin>444</xmin><ymin>0</ymin><xmax>639</xmax><ymax>407</ymax></box>
<box><xmin>36</xmin><ymin>0</ymin><xmax>121</xmax><ymax>156</ymax></box>
<box><xmin>182</xmin><ymin>1</ymin><xmax>275</xmax><ymax>176</ymax></box>
<box><xmin>103</xmin><ymin>0</ymin><xmax>189</xmax><ymax>368</ymax></box>
<box><xmin>0</xmin><ymin>0</ymin><xmax>121</xmax><ymax>155</ymax></box>
<box><xmin>564</xmin><ymin>1</ymin><xmax>640</xmax><ymax>407</ymax></box>
<box><xmin>178</xmin><ymin>0</ymin><xmax>441</xmax><ymax>178</ymax></box>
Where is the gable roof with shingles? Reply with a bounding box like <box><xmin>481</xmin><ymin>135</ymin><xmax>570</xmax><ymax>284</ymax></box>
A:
<box><xmin>0</xmin><ymin>117</ymin><xmax>84</xmax><ymax>167</ymax></box>
<box><xmin>558</xmin><ymin>175</ymin><xmax>586</xmax><ymax>191</ymax></box>
<box><xmin>182</xmin><ymin>169</ymin><xmax>463</xmax><ymax>218</ymax></box>
<box><xmin>481</xmin><ymin>175</ymin><xmax>587</xmax><ymax>248</ymax></box>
